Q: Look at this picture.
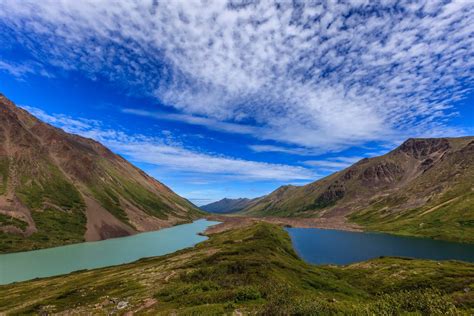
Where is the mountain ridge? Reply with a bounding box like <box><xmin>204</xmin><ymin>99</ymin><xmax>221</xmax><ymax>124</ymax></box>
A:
<box><xmin>200</xmin><ymin>197</ymin><xmax>261</xmax><ymax>214</ymax></box>
<box><xmin>242</xmin><ymin>136</ymin><xmax>474</xmax><ymax>243</ymax></box>
<box><xmin>0</xmin><ymin>93</ymin><xmax>203</xmax><ymax>253</ymax></box>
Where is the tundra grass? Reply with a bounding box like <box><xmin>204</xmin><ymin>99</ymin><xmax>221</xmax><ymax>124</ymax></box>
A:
<box><xmin>1</xmin><ymin>223</ymin><xmax>472</xmax><ymax>315</ymax></box>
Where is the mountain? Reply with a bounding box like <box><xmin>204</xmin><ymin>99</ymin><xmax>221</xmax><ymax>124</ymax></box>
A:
<box><xmin>0</xmin><ymin>94</ymin><xmax>203</xmax><ymax>253</ymax></box>
<box><xmin>200</xmin><ymin>197</ymin><xmax>260</xmax><ymax>214</ymax></box>
<box><xmin>243</xmin><ymin>137</ymin><xmax>474</xmax><ymax>243</ymax></box>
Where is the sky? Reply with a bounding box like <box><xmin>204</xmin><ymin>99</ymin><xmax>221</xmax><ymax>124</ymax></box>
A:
<box><xmin>0</xmin><ymin>0</ymin><xmax>473</xmax><ymax>205</ymax></box>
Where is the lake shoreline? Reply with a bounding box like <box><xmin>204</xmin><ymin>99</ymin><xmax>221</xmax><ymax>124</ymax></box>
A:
<box><xmin>286</xmin><ymin>226</ymin><xmax>474</xmax><ymax>265</ymax></box>
<box><xmin>0</xmin><ymin>219</ymin><xmax>220</xmax><ymax>285</ymax></box>
<box><xmin>204</xmin><ymin>214</ymin><xmax>362</xmax><ymax>235</ymax></box>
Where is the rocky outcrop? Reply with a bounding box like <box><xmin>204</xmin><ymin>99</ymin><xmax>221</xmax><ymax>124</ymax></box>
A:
<box><xmin>397</xmin><ymin>138</ymin><xmax>450</xmax><ymax>159</ymax></box>
<box><xmin>313</xmin><ymin>183</ymin><xmax>345</xmax><ymax>209</ymax></box>
<box><xmin>359</xmin><ymin>162</ymin><xmax>403</xmax><ymax>184</ymax></box>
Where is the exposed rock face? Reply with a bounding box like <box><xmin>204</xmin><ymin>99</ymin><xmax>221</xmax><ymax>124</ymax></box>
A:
<box><xmin>359</xmin><ymin>162</ymin><xmax>403</xmax><ymax>184</ymax></box>
<box><xmin>313</xmin><ymin>183</ymin><xmax>345</xmax><ymax>209</ymax></box>
<box><xmin>397</xmin><ymin>138</ymin><xmax>451</xmax><ymax>159</ymax></box>
<box><xmin>0</xmin><ymin>93</ymin><xmax>203</xmax><ymax>253</ymax></box>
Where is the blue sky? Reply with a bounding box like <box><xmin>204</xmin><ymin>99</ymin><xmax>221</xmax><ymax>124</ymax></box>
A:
<box><xmin>0</xmin><ymin>1</ymin><xmax>473</xmax><ymax>205</ymax></box>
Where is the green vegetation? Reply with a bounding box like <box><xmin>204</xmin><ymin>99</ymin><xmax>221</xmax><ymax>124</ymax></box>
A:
<box><xmin>351</xmin><ymin>187</ymin><xmax>474</xmax><ymax>243</ymax></box>
<box><xmin>242</xmin><ymin>138</ymin><xmax>474</xmax><ymax>244</ymax></box>
<box><xmin>119</xmin><ymin>178</ymin><xmax>169</xmax><ymax>219</ymax></box>
<box><xmin>0</xmin><ymin>208</ymin><xmax>87</xmax><ymax>253</ymax></box>
<box><xmin>16</xmin><ymin>162</ymin><xmax>84</xmax><ymax>212</ymax></box>
<box><xmin>0</xmin><ymin>157</ymin><xmax>8</xmax><ymax>195</ymax></box>
<box><xmin>88</xmin><ymin>174</ymin><xmax>170</xmax><ymax>229</ymax></box>
<box><xmin>30</xmin><ymin>208</ymin><xmax>86</xmax><ymax>248</ymax></box>
<box><xmin>90</xmin><ymin>185</ymin><xmax>130</xmax><ymax>225</ymax></box>
<box><xmin>0</xmin><ymin>213</ymin><xmax>27</xmax><ymax>231</ymax></box>
<box><xmin>0</xmin><ymin>155</ymin><xmax>202</xmax><ymax>253</ymax></box>
<box><xmin>0</xmin><ymin>161</ymin><xmax>87</xmax><ymax>253</ymax></box>
<box><xmin>1</xmin><ymin>96</ymin><xmax>205</xmax><ymax>255</ymax></box>
<box><xmin>1</xmin><ymin>223</ymin><xmax>472</xmax><ymax>314</ymax></box>
<box><xmin>88</xmin><ymin>161</ymin><xmax>203</xmax><ymax>228</ymax></box>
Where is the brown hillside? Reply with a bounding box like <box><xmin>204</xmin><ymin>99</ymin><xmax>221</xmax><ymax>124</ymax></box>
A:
<box><xmin>0</xmin><ymin>94</ymin><xmax>203</xmax><ymax>253</ymax></box>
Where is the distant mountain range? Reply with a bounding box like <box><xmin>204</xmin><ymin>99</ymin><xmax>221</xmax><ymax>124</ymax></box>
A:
<box><xmin>0</xmin><ymin>94</ymin><xmax>203</xmax><ymax>253</ymax></box>
<box><xmin>2</xmin><ymin>90</ymin><xmax>472</xmax><ymax>252</ymax></box>
<box><xmin>200</xmin><ymin>198</ymin><xmax>260</xmax><ymax>214</ymax></box>
<box><xmin>242</xmin><ymin>136</ymin><xmax>474</xmax><ymax>243</ymax></box>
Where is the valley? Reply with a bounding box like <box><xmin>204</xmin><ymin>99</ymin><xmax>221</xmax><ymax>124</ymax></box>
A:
<box><xmin>1</xmin><ymin>95</ymin><xmax>473</xmax><ymax>315</ymax></box>
<box><xmin>1</xmin><ymin>222</ymin><xmax>473</xmax><ymax>315</ymax></box>
<box><xmin>2</xmin><ymin>1</ymin><xmax>474</xmax><ymax>314</ymax></box>
<box><xmin>205</xmin><ymin>137</ymin><xmax>474</xmax><ymax>244</ymax></box>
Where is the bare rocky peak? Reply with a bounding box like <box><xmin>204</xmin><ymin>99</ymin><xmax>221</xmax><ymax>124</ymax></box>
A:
<box><xmin>396</xmin><ymin>138</ymin><xmax>451</xmax><ymax>159</ymax></box>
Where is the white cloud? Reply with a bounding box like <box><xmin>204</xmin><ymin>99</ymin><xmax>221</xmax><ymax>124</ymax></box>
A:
<box><xmin>122</xmin><ymin>108</ymin><xmax>260</xmax><ymax>136</ymax></box>
<box><xmin>248</xmin><ymin>144</ymin><xmax>322</xmax><ymax>156</ymax></box>
<box><xmin>112</xmin><ymin>141</ymin><xmax>315</xmax><ymax>181</ymax></box>
<box><xmin>0</xmin><ymin>60</ymin><xmax>52</xmax><ymax>78</ymax></box>
<box><xmin>23</xmin><ymin>105</ymin><xmax>316</xmax><ymax>181</ymax></box>
<box><xmin>2</xmin><ymin>0</ymin><xmax>473</xmax><ymax>151</ymax></box>
<box><xmin>304</xmin><ymin>156</ymin><xmax>365</xmax><ymax>172</ymax></box>
<box><xmin>123</xmin><ymin>108</ymin><xmax>368</xmax><ymax>153</ymax></box>
<box><xmin>0</xmin><ymin>61</ymin><xmax>33</xmax><ymax>77</ymax></box>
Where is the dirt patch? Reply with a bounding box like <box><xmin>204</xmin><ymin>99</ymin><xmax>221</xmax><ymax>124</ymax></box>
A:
<box><xmin>0</xmin><ymin>195</ymin><xmax>37</xmax><ymax>235</ymax></box>
<box><xmin>0</xmin><ymin>156</ymin><xmax>37</xmax><ymax>235</ymax></box>
<box><xmin>0</xmin><ymin>225</ymin><xmax>24</xmax><ymax>234</ymax></box>
<box><xmin>164</xmin><ymin>270</ymin><xmax>177</xmax><ymax>282</ymax></box>
<box><xmin>419</xmin><ymin>196</ymin><xmax>460</xmax><ymax>217</ymax></box>
<box><xmin>84</xmin><ymin>195</ymin><xmax>135</xmax><ymax>241</ymax></box>
<box><xmin>131</xmin><ymin>298</ymin><xmax>157</xmax><ymax>314</ymax></box>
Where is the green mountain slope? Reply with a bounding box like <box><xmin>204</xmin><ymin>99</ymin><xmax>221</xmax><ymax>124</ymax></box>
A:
<box><xmin>0</xmin><ymin>93</ymin><xmax>203</xmax><ymax>253</ymax></box>
<box><xmin>243</xmin><ymin>137</ymin><xmax>474</xmax><ymax>243</ymax></box>
<box><xmin>1</xmin><ymin>223</ymin><xmax>472</xmax><ymax>314</ymax></box>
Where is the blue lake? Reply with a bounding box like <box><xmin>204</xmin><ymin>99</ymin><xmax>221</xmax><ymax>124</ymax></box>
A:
<box><xmin>286</xmin><ymin>227</ymin><xmax>474</xmax><ymax>265</ymax></box>
<box><xmin>0</xmin><ymin>219</ymin><xmax>219</xmax><ymax>285</ymax></box>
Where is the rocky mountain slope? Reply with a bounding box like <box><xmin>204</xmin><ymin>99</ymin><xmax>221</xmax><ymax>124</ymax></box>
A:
<box><xmin>200</xmin><ymin>197</ymin><xmax>260</xmax><ymax>214</ymax></box>
<box><xmin>0</xmin><ymin>94</ymin><xmax>203</xmax><ymax>253</ymax></box>
<box><xmin>243</xmin><ymin>137</ymin><xmax>474</xmax><ymax>242</ymax></box>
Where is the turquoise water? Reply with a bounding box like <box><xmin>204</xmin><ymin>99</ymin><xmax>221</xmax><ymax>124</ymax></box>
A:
<box><xmin>0</xmin><ymin>219</ymin><xmax>219</xmax><ymax>285</ymax></box>
<box><xmin>286</xmin><ymin>227</ymin><xmax>474</xmax><ymax>265</ymax></box>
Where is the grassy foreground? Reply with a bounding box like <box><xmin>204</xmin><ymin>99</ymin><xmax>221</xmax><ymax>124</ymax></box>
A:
<box><xmin>1</xmin><ymin>223</ymin><xmax>473</xmax><ymax>315</ymax></box>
